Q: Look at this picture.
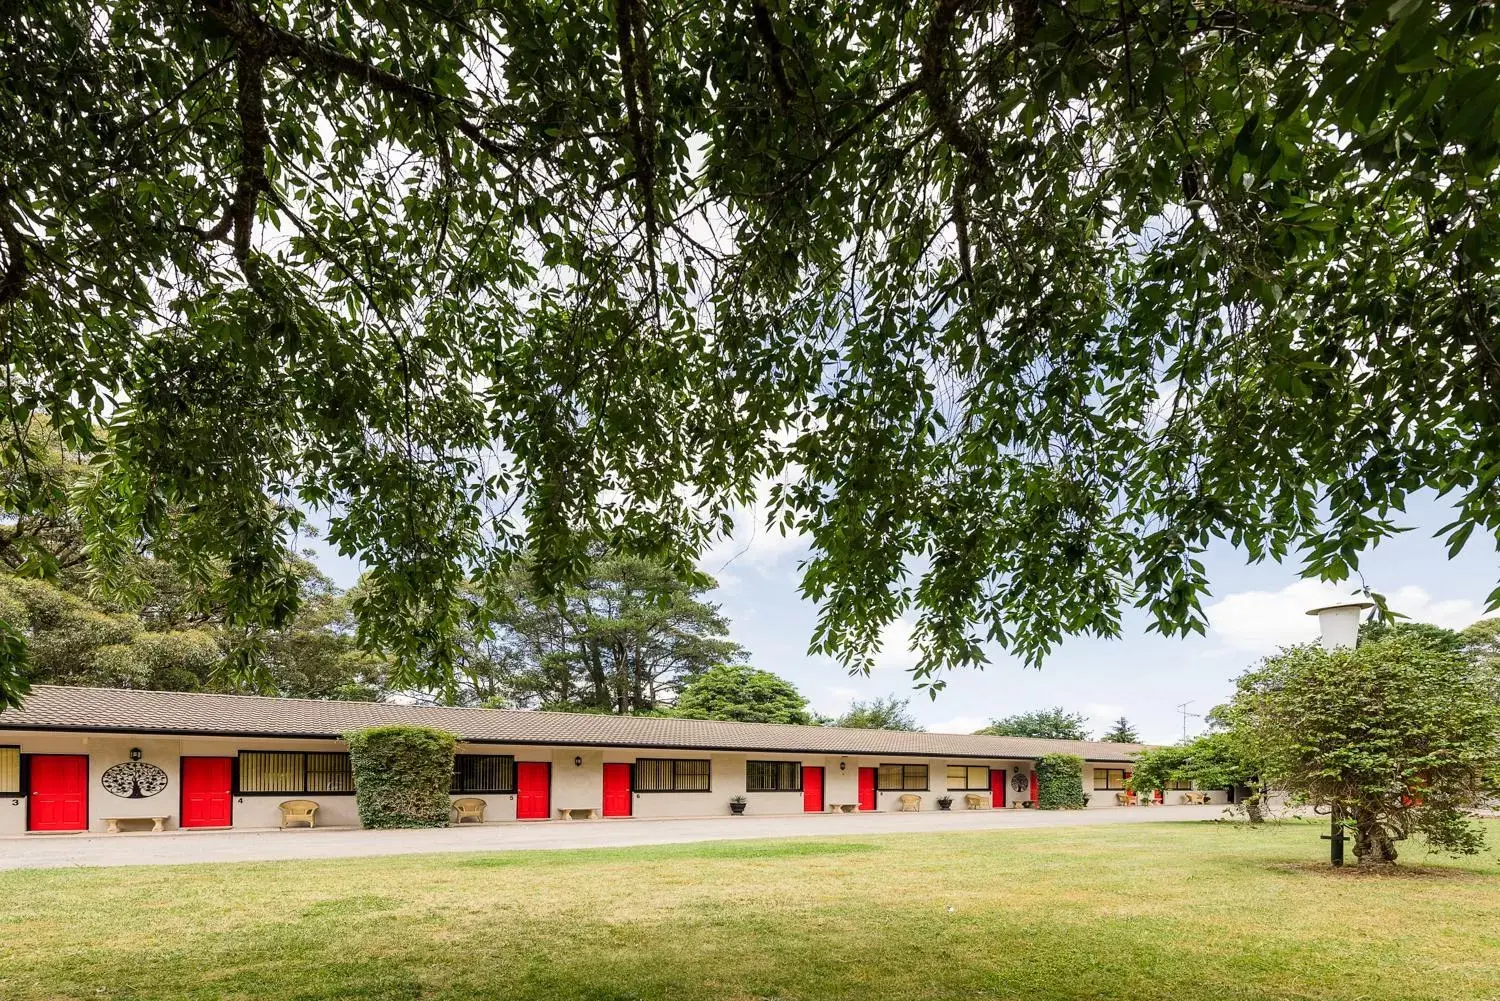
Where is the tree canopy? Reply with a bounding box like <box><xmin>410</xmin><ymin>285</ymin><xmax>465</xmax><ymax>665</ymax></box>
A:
<box><xmin>425</xmin><ymin>554</ymin><xmax>742</xmax><ymax>712</ymax></box>
<box><xmin>976</xmin><ymin>707</ymin><xmax>1091</xmax><ymax>740</ymax></box>
<box><xmin>671</xmin><ymin>663</ymin><xmax>815</xmax><ymax>725</ymax></box>
<box><xmin>833</xmin><ymin>695</ymin><xmax>922</xmax><ymax>731</ymax></box>
<box><xmin>1100</xmin><ymin>716</ymin><xmax>1140</xmax><ymax>743</ymax></box>
<box><xmin>5</xmin><ymin>1</ymin><xmax>1500</xmax><ymax>705</ymax></box>
<box><xmin>1219</xmin><ymin>631</ymin><xmax>1500</xmax><ymax>863</ymax></box>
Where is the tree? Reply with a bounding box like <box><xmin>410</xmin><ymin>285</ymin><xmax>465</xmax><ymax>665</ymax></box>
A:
<box><xmin>1100</xmin><ymin>717</ymin><xmax>1140</xmax><ymax>743</ymax></box>
<box><xmin>0</xmin><ymin>565</ymin><xmax>386</xmax><ymax>701</ymax></box>
<box><xmin>1219</xmin><ymin>635</ymin><xmax>1500</xmax><ymax>864</ymax></box>
<box><xmin>671</xmin><ymin>664</ymin><xmax>814</xmax><ymax>725</ymax></box>
<box><xmin>425</xmin><ymin>555</ymin><xmax>743</xmax><ymax>713</ymax></box>
<box><xmin>6</xmin><ymin>3</ymin><xmax>1500</xmax><ymax>707</ymax></box>
<box><xmin>1130</xmin><ymin>732</ymin><xmax>1267</xmax><ymax>822</ymax></box>
<box><xmin>833</xmin><ymin>696</ymin><xmax>921</xmax><ymax>732</ymax></box>
<box><xmin>976</xmin><ymin>708</ymin><xmax>1090</xmax><ymax>741</ymax></box>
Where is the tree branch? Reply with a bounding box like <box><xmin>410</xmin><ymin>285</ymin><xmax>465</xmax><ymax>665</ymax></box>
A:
<box><xmin>0</xmin><ymin>185</ymin><xmax>29</xmax><ymax>308</ymax></box>
<box><xmin>919</xmin><ymin>0</ymin><xmax>993</xmax><ymax>180</ymax></box>
<box><xmin>202</xmin><ymin>0</ymin><xmax>518</xmax><ymax>169</ymax></box>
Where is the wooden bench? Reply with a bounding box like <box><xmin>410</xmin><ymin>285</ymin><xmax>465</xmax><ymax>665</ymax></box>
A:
<box><xmin>827</xmin><ymin>803</ymin><xmax>858</xmax><ymax>814</ymax></box>
<box><xmin>557</xmin><ymin>807</ymin><xmax>600</xmax><ymax>820</ymax></box>
<box><xmin>105</xmin><ymin>816</ymin><xmax>169</xmax><ymax>833</ymax></box>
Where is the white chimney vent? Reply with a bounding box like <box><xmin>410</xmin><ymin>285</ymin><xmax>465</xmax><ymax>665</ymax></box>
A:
<box><xmin>1304</xmin><ymin>601</ymin><xmax>1374</xmax><ymax>651</ymax></box>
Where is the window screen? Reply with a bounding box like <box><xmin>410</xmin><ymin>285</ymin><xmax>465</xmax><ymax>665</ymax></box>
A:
<box><xmin>946</xmin><ymin>765</ymin><xmax>989</xmax><ymax>790</ymax></box>
<box><xmin>746</xmin><ymin>760</ymin><xmax>802</xmax><ymax>792</ymax></box>
<box><xmin>877</xmin><ymin>764</ymin><xmax>928</xmax><ymax>790</ymax></box>
<box><xmin>635</xmin><ymin>758</ymin><xmax>712</xmax><ymax>792</ymax></box>
<box><xmin>452</xmin><ymin>754</ymin><xmax>516</xmax><ymax>793</ymax></box>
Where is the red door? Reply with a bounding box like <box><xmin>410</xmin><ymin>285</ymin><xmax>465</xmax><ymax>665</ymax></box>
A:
<box><xmin>803</xmin><ymin>766</ymin><xmax>824</xmax><ymax>813</ymax></box>
<box><xmin>1029</xmin><ymin>770</ymin><xmax>1039</xmax><ymax>805</ymax></box>
<box><xmin>990</xmin><ymin>768</ymin><xmax>1006</xmax><ymax>808</ymax></box>
<box><xmin>858</xmin><ymin>767</ymin><xmax>877</xmax><ymax>811</ymax></box>
<box><xmin>517</xmin><ymin>761</ymin><xmax>551</xmax><ymax>820</ymax></box>
<box><xmin>28</xmin><ymin>755</ymin><xmax>88</xmax><ymax>832</ymax></box>
<box><xmin>181</xmin><ymin>757</ymin><xmax>234</xmax><ymax>828</ymax></box>
<box><xmin>602</xmin><ymin>762</ymin><xmax>632</xmax><ymax>817</ymax></box>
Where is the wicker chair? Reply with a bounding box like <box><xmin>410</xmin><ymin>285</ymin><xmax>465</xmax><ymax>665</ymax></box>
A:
<box><xmin>278</xmin><ymin>800</ymin><xmax>319</xmax><ymax>829</ymax></box>
<box><xmin>963</xmin><ymin>793</ymin><xmax>989</xmax><ymax>810</ymax></box>
<box><xmin>1114</xmin><ymin>791</ymin><xmax>1138</xmax><ymax>807</ymax></box>
<box><xmin>452</xmin><ymin>797</ymin><xmax>487</xmax><ymax>824</ymax></box>
<box><xmin>897</xmin><ymin>794</ymin><xmax>922</xmax><ymax>812</ymax></box>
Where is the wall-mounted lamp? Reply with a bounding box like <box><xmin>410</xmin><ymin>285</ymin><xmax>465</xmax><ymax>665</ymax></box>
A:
<box><xmin>129</xmin><ymin>747</ymin><xmax>142</xmax><ymax>762</ymax></box>
<box><xmin>839</xmin><ymin>761</ymin><xmax>847</xmax><ymax>772</ymax></box>
<box><xmin>574</xmin><ymin>756</ymin><xmax>583</xmax><ymax>768</ymax></box>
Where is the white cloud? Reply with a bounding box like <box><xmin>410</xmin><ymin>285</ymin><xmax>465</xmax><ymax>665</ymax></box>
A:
<box><xmin>871</xmin><ymin>618</ymin><xmax>919</xmax><ymax>672</ymax></box>
<box><xmin>1083</xmin><ymin>703</ymin><xmax>1126</xmax><ymax>733</ymax></box>
<box><xmin>1206</xmin><ymin>579</ymin><xmax>1496</xmax><ymax>655</ymax></box>
<box><xmin>928</xmin><ymin>715</ymin><xmax>989</xmax><ymax>734</ymax></box>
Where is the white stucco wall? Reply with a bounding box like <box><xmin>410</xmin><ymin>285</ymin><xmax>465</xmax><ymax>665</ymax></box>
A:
<box><xmin>0</xmin><ymin>728</ymin><xmax>1224</xmax><ymax>834</ymax></box>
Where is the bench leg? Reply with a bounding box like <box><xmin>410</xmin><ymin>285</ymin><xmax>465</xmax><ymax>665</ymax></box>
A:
<box><xmin>106</xmin><ymin>819</ymin><xmax>119</xmax><ymax>834</ymax></box>
<box><xmin>152</xmin><ymin>817</ymin><xmax>165</xmax><ymax>832</ymax></box>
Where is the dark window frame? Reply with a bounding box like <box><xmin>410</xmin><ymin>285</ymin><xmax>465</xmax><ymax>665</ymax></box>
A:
<box><xmin>945</xmin><ymin>764</ymin><xmax>990</xmax><ymax>791</ymax></box>
<box><xmin>234</xmin><ymin>750</ymin><xmax>355</xmax><ymax>796</ymax></box>
<box><xmin>451</xmin><ymin>753</ymin><xmax>517</xmax><ymax>794</ymax></box>
<box><xmin>0</xmin><ymin>745</ymin><xmax>19</xmax><ymax>796</ymax></box>
<box><xmin>745</xmin><ymin>760</ymin><xmax>803</xmax><ymax>793</ymax></box>
<box><xmin>1094</xmin><ymin>768</ymin><xmax>1128</xmax><ymax>791</ymax></box>
<box><xmin>633</xmin><ymin>758</ymin><xmax>712</xmax><ymax>793</ymax></box>
<box><xmin>876</xmin><ymin>763</ymin><xmax>929</xmax><ymax>791</ymax></box>
<box><xmin>1167</xmin><ymin>778</ymin><xmax>1192</xmax><ymax>791</ymax></box>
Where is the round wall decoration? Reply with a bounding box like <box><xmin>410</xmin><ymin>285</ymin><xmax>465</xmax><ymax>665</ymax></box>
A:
<box><xmin>101</xmin><ymin>761</ymin><xmax>169</xmax><ymax>799</ymax></box>
<box><xmin>1011</xmin><ymin>772</ymin><xmax>1029</xmax><ymax>793</ymax></box>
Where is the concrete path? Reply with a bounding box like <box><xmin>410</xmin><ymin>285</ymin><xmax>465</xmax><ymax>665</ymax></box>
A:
<box><xmin>0</xmin><ymin>805</ymin><xmax>1229</xmax><ymax>871</ymax></box>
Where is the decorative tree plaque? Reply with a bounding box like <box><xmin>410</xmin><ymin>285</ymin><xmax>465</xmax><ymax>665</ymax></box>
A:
<box><xmin>101</xmin><ymin>761</ymin><xmax>169</xmax><ymax>799</ymax></box>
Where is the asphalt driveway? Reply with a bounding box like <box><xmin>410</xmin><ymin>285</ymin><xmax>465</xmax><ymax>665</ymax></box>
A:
<box><xmin>0</xmin><ymin>804</ymin><xmax>1230</xmax><ymax>871</ymax></box>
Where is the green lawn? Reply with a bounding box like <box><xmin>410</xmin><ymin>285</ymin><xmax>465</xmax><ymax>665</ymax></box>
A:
<box><xmin>2</xmin><ymin>820</ymin><xmax>1498</xmax><ymax>1000</ymax></box>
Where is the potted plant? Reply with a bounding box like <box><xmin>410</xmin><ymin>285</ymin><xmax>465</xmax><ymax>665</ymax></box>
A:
<box><xmin>936</xmin><ymin>795</ymin><xmax>953</xmax><ymax>811</ymax></box>
<box><xmin>729</xmin><ymin>795</ymin><xmax>747</xmax><ymax>815</ymax></box>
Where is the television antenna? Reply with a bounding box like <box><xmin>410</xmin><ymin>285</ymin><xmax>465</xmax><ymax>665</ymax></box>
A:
<box><xmin>1176</xmin><ymin>700</ymin><xmax>1202</xmax><ymax>738</ymax></box>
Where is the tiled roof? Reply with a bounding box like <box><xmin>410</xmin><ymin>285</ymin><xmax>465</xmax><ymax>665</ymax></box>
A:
<box><xmin>0</xmin><ymin>685</ymin><xmax>1147</xmax><ymax>761</ymax></box>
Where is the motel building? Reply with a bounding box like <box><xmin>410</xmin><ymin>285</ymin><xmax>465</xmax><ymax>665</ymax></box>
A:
<box><xmin>0</xmin><ymin>685</ymin><xmax>1225</xmax><ymax>835</ymax></box>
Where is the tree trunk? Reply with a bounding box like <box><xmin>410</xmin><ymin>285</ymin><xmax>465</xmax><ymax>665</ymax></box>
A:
<box><xmin>1244</xmin><ymin>795</ymin><xmax>1264</xmax><ymax>825</ymax></box>
<box><xmin>1352</xmin><ymin>808</ymin><xmax>1398</xmax><ymax>864</ymax></box>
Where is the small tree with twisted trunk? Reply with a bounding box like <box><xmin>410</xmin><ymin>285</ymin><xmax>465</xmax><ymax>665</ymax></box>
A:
<box><xmin>1220</xmin><ymin>634</ymin><xmax>1500</xmax><ymax>865</ymax></box>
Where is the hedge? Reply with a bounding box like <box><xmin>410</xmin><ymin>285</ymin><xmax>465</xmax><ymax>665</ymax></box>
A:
<box><xmin>1035</xmin><ymin>753</ymin><xmax>1086</xmax><ymax>810</ymax></box>
<box><xmin>344</xmin><ymin>725</ymin><xmax>457</xmax><ymax>829</ymax></box>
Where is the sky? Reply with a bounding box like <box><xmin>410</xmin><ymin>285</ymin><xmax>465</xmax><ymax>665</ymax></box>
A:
<box><xmin>308</xmin><ymin>491</ymin><xmax>1498</xmax><ymax>745</ymax></box>
<box><xmin>693</xmin><ymin>490</ymin><xmax>1499</xmax><ymax>744</ymax></box>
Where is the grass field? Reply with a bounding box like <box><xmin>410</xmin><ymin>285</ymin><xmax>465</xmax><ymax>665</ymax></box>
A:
<box><xmin>1</xmin><ymin>819</ymin><xmax>1497</xmax><ymax>1000</ymax></box>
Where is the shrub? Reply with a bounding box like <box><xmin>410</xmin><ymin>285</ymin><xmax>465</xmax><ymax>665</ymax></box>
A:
<box><xmin>1034</xmin><ymin>754</ymin><xmax>1086</xmax><ymax>810</ymax></box>
<box><xmin>345</xmin><ymin>725</ymin><xmax>457</xmax><ymax>829</ymax></box>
